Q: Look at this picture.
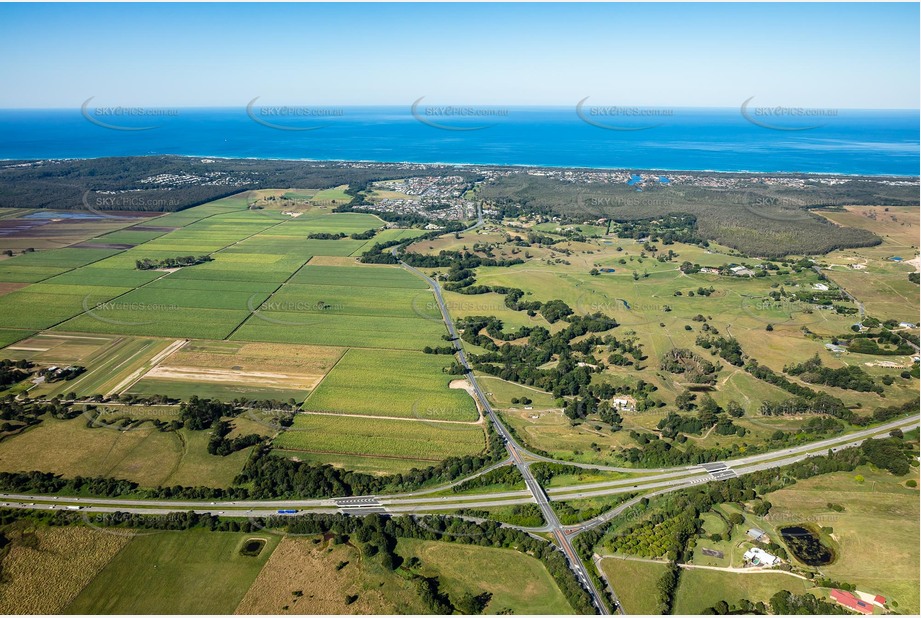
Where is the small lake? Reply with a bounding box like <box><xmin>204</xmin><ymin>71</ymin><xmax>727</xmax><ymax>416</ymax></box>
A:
<box><xmin>779</xmin><ymin>525</ymin><xmax>835</xmax><ymax>566</ymax></box>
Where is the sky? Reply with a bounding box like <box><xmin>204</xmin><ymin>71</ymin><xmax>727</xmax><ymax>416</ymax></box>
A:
<box><xmin>0</xmin><ymin>2</ymin><xmax>918</xmax><ymax>109</ymax></box>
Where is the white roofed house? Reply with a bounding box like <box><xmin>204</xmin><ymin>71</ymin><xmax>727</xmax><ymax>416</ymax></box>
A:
<box><xmin>743</xmin><ymin>547</ymin><xmax>781</xmax><ymax>567</ymax></box>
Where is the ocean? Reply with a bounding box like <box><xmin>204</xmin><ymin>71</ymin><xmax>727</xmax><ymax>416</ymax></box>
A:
<box><xmin>0</xmin><ymin>106</ymin><xmax>917</xmax><ymax>176</ymax></box>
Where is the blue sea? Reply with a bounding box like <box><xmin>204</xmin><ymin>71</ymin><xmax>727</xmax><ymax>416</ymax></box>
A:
<box><xmin>0</xmin><ymin>106</ymin><xmax>917</xmax><ymax>176</ymax></box>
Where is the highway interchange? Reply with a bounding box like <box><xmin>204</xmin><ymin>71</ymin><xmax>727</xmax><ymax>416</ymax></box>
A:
<box><xmin>2</xmin><ymin>207</ymin><xmax>917</xmax><ymax>614</ymax></box>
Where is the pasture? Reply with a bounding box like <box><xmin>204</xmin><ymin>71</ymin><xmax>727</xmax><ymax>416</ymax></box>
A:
<box><xmin>236</xmin><ymin>535</ymin><xmax>426</xmax><ymax>614</ymax></box>
<box><xmin>598</xmin><ymin>557</ymin><xmax>671</xmax><ymax>615</ymax></box>
<box><xmin>66</xmin><ymin>531</ymin><xmax>281</xmax><ymax>614</ymax></box>
<box><xmin>273</xmin><ymin>413</ymin><xmax>486</xmax><ymax>473</ymax></box>
<box><xmin>303</xmin><ymin>348</ymin><xmax>478</xmax><ymax>421</ymax></box>
<box><xmin>398</xmin><ymin>538</ymin><xmax>575</xmax><ymax>615</ymax></box>
<box><xmin>0</xmin><ymin>416</ymin><xmax>250</xmax><ymax>488</ymax></box>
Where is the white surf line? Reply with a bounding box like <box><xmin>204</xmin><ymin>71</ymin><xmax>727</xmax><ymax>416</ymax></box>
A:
<box><xmin>106</xmin><ymin>338</ymin><xmax>188</xmax><ymax>397</ymax></box>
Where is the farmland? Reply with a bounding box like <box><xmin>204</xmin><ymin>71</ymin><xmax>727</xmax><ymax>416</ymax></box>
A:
<box><xmin>66</xmin><ymin>530</ymin><xmax>281</xmax><ymax>614</ymax></box>
<box><xmin>273</xmin><ymin>413</ymin><xmax>486</xmax><ymax>473</ymax></box>
<box><xmin>237</xmin><ymin>535</ymin><xmax>426</xmax><ymax>614</ymax></box>
<box><xmin>597</xmin><ymin>557</ymin><xmax>671</xmax><ymax>615</ymax></box>
<box><xmin>303</xmin><ymin>348</ymin><xmax>478</xmax><ymax>421</ymax></box>
<box><xmin>397</xmin><ymin>538</ymin><xmax>575</xmax><ymax>615</ymax></box>
<box><xmin>0</xmin><ymin>526</ymin><xmax>130</xmax><ymax>614</ymax></box>
<box><xmin>0</xmin><ymin>416</ymin><xmax>250</xmax><ymax>488</ymax></box>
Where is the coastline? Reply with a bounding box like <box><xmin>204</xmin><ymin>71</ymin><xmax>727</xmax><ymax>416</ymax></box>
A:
<box><xmin>2</xmin><ymin>154</ymin><xmax>918</xmax><ymax>180</ymax></box>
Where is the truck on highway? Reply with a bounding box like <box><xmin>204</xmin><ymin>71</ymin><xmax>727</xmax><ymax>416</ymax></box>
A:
<box><xmin>277</xmin><ymin>509</ymin><xmax>298</xmax><ymax>514</ymax></box>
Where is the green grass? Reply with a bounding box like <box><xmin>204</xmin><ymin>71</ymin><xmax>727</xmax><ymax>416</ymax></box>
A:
<box><xmin>288</xmin><ymin>264</ymin><xmax>428</xmax><ymax>289</ymax></box>
<box><xmin>56</xmin><ymin>306</ymin><xmax>251</xmax><ymax>340</ymax></box>
<box><xmin>764</xmin><ymin>464</ymin><xmax>920</xmax><ymax>613</ymax></box>
<box><xmin>598</xmin><ymin>557</ymin><xmax>671</xmax><ymax>615</ymax></box>
<box><xmin>231</xmin><ymin>312</ymin><xmax>447</xmax><ymax>349</ymax></box>
<box><xmin>303</xmin><ymin>348</ymin><xmax>477</xmax><ymax>421</ymax></box>
<box><xmin>0</xmin><ymin>416</ymin><xmax>251</xmax><ymax>489</ymax></box>
<box><xmin>0</xmin><ymin>329</ymin><xmax>33</xmax><ymax>348</ymax></box>
<box><xmin>672</xmin><ymin>568</ymin><xmax>813</xmax><ymax>615</ymax></box>
<box><xmin>273</xmin><ymin>413</ymin><xmax>486</xmax><ymax>463</ymax></box>
<box><xmin>65</xmin><ymin>530</ymin><xmax>280</xmax><ymax>614</ymax></box>
<box><xmin>397</xmin><ymin>538</ymin><xmax>575</xmax><ymax>614</ymax></box>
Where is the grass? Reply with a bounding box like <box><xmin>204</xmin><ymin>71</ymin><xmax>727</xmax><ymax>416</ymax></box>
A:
<box><xmin>0</xmin><ymin>328</ymin><xmax>32</xmax><ymax>348</ymax></box>
<box><xmin>598</xmin><ymin>557</ymin><xmax>671</xmax><ymax>615</ymax></box>
<box><xmin>65</xmin><ymin>530</ymin><xmax>281</xmax><ymax>614</ymax></box>
<box><xmin>397</xmin><ymin>538</ymin><xmax>575</xmax><ymax>614</ymax></box>
<box><xmin>273</xmin><ymin>413</ymin><xmax>486</xmax><ymax>467</ymax></box>
<box><xmin>0</xmin><ymin>416</ymin><xmax>251</xmax><ymax>489</ymax></box>
<box><xmin>672</xmin><ymin>567</ymin><xmax>813</xmax><ymax>614</ymax></box>
<box><xmin>764</xmin><ymin>464</ymin><xmax>920</xmax><ymax>613</ymax></box>
<box><xmin>236</xmin><ymin>535</ymin><xmax>427</xmax><ymax>614</ymax></box>
<box><xmin>303</xmin><ymin>348</ymin><xmax>478</xmax><ymax>421</ymax></box>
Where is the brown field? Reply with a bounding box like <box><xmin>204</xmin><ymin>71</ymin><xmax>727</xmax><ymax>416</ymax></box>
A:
<box><xmin>234</xmin><ymin>536</ymin><xmax>425</xmax><ymax>615</ymax></box>
<box><xmin>0</xmin><ymin>417</ymin><xmax>249</xmax><ymax>489</ymax></box>
<box><xmin>304</xmin><ymin>256</ymin><xmax>361</xmax><ymax>267</ymax></box>
<box><xmin>0</xmin><ymin>282</ymin><xmax>28</xmax><ymax>297</ymax></box>
<box><xmin>162</xmin><ymin>340</ymin><xmax>345</xmax><ymax>377</ymax></box>
<box><xmin>0</xmin><ymin>526</ymin><xmax>129</xmax><ymax>614</ymax></box>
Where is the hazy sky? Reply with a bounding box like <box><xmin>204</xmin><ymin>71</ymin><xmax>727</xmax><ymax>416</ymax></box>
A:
<box><xmin>1</xmin><ymin>2</ymin><xmax>918</xmax><ymax>109</ymax></box>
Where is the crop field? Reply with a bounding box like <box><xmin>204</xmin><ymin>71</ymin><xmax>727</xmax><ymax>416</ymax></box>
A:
<box><xmin>56</xmin><ymin>306</ymin><xmax>252</xmax><ymax>340</ymax></box>
<box><xmin>0</xmin><ymin>328</ymin><xmax>32</xmax><ymax>348</ymax></box>
<box><xmin>398</xmin><ymin>538</ymin><xmax>575</xmax><ymax>615</ymax></box>
<box><xmin>66</xmin><ymin>531</ymin><xmax>281</xmax><ymax>614</ymax></box>
<box><xmin>232</xmin><ymin>312</ymin><xmax>446</xmax><ymax>349</ymax></box>
<box><xmin>288</xmin><ymin>263</ymin><xmax>428</xmax><ymax>288</ymax></box>
<box><xmin>0</xmin><ymin>288</ymin><xmax>127</xmax><ymax>330</ymax></box>
<box><xmin>124</xmin><ymin>340</ymin><xmax>345</xmax><ymax>402</ymax></box>
<box><xmin>273</xmin><ymin>413</ymin><xmax>486</xmax><ymax>469</ymax></box>
<box><xmin>303</xmin><ymin>348</ymin><xmax>478</xmax><ymax>421</ymax></box>
<box><xmin>0</xmin><ymin>526</ymin><xmax>131</xmax><ymax>614</ymax></box>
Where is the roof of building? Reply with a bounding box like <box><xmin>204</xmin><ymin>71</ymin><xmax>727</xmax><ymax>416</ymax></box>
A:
<box><xmin>831</xmin><ymin>590</ymin><xmax>874</xmax><ymax>615</ymax></box>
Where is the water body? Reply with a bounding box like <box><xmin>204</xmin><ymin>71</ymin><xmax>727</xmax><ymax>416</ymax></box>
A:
<box><xmin>779</xmin><ymin>525</ymin><xmax>835</xmax><ymax>566</ymax></box>
<box><xmin>0</xmin><ymin>107</ymin><xmax>917</xmax><ymax>176</ymax></box>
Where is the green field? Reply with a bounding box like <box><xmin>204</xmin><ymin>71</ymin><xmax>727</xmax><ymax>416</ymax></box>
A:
<box><xmin>599</xmin><ymin>557</ymin><xmax>671</xmax><ymax>615</ymax></box>
<box><xmin>0</xmin><ymin>416</ymin><xmax>250</xmax><ymax>489</ymax></box>
<box><xmin>303</xmin><ymin>348</ymin><xmax>477</xmax><ymax>421</ymax></box>
<box><xmin>397</xmin><ymin>538</ymin><xmax>575</xmax><ymax>615</ymax></box>
<box><xmin>66</xmin><ymin>530</ymin><xmax>281</xmax><ymax>614</ymax></box>
<box><xmin>273</xmin><ymin>413</ymin><xmax>486</xmax><ymax>469</ymax></box>
<box><xmin>672</xmin><ymin>568</ymin><xmax>813</xmax><ymax>614</ymax></box>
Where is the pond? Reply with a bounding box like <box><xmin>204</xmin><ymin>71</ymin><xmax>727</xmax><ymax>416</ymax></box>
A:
<box><xmin>779</xmin><ymin>525</ymin><xmax>835</xmax><ymax>566</ymax></box>
<box><xmin>239</xmin><ymin>538</ymin><xmax>267</xmax><ymax>557</ymax></box>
